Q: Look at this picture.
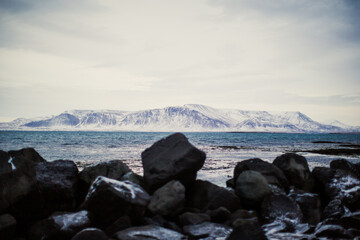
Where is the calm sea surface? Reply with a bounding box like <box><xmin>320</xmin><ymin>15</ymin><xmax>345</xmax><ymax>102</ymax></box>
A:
<box><xmin>1</xmin><ymin>131</ymin><xmax>359</xmax><ymax>185</ymax></box>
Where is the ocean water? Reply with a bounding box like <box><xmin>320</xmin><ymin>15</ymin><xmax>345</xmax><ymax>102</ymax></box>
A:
<box><xmin>1</xmin><ymin>131</ymin><xmax>359</xmax><ymax>186</ymax></box>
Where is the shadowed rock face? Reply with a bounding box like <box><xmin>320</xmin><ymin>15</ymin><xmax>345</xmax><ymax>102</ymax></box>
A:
<box><xmin>141</xmin><ymin>133</ymin><xmax>206</xmax><ymax>191</ymax></box>
<box><xmin>81</xmin><ymin>176</ymin><xmax>150</xmax><ymax>228</ymax></box>
<box><xmin>273</xmin><ymin>153</ymin><xmax>314</xmax><ymax>191</ymax></box>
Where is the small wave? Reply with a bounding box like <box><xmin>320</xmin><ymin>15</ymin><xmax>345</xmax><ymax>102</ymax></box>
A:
<box><xmin>62</xmin><ymin>143</ymin><xmax>79</xmax><ymax>146</ymax></box>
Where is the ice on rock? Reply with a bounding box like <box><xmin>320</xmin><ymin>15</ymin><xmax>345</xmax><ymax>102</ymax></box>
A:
<box><xmin>52</xmin><ymin>210</ymin><xmax>91</xmax><ymax>231</ymax></box>
<box><xmin>330</xmin><ymin>175</ymin><xmax>360</xmax><ymax>199</ymax></box>
<box><xmin>8</xmin><ymin>156</ymin><xmax>16</xmax><ymax>170</ymax></box>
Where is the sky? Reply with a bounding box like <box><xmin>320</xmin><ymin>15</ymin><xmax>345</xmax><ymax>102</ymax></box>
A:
<box><xmin>0</xmin><ymin>0</ymin><xmax>359</xmax><ymax>125</ymax></box>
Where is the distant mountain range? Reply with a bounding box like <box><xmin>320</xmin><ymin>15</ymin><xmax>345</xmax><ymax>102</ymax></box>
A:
<box><xmin>0</xmin><ymin>104</ymin><xmax>359</xmax><ymax>133</ymax></box>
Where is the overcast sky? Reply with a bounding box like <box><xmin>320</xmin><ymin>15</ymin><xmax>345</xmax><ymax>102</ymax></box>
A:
<box><xmin>0</xmin><ymin>0</ymin><xmax>359</xmax><ymax>125</ymax></box>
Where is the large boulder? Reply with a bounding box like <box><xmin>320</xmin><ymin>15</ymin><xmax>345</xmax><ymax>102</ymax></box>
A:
<box><xmin>235</xmin><ymin>170</ymin><xmax>270</xmax><ymax>208</ymax></box>
<box><xmin>81</xmin><ymin>176</ymin><xmax>150</xmax><ymax>228</ymax></box>
<box><xmin>183</xmin><ymin>222</ymin><xmax>232</xmax><ymax>239</ymax></box>
<box><xmin>273</xmin><ymin>153</ymin><xmax>314</xmax><ymax>191</ymax></box>
<box><xmin>78</xmin><ymin>160</ymin><xmax>132</xmax><ymax>202</ymax></box>
<box><xmin>141</xmin><ymin>133</ymin><xmax>206</xmax><ymax>191</ymax></box>
<box><xmin>0</xmin><ymin>214</ymin><xmax>17</xmax><ymax>240</ymax></box>
<box><xmin>261</xmin><ymin>192</ymin><xmax>303</xmax><ymax>224</ymax></box>
<box><xmin>0</xmin><ymin>149</ymin><xmax>40</xmax><ymax>213</ymax></box>
<box><xmin>312</xmin><ymin>167</ymin><xmax>360</xmax><ymax>210</ymax></box>
<box><xmin>28</xmin><ymin>210</ymin><xmax>93</xmax><ymax>240</ymax></box>
<box><xmin>148</xmin><ymin>180</ymin><xmax>185</xmax><ymax>217</ymax></box>
<box><xmin>113</xmin><ymin>225</ymin><xmax>186</xmax><ymax>240</ymax></box>
<box><xmin>186</xmin><ymin>180</ymin><xmax>241</xmax><ymax>212</ymax></box>
<box><xmin>288</xmin><ymin>188</ymin><xmax>321</xmax><ymax>225</ymax></box>
<box><xmin>10</xmin><ymin>160</ymin><xmax>79</xmax><ymax>222</ymax></box>
<box><xmin>179</xmin><ymin>212</ymin><xmax>210</xmax><ymax>226</ymax></box>
<box><xmin>234</xmin><ymin>158</ymin><xmax>289</xmax><ymax>191</ymax></box>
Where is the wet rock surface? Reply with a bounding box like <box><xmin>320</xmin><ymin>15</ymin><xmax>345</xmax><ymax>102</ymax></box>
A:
<box><xmin>1</xmin><ymin>136</ymin><xmax>360</xmax><ymax>239</ymax></box>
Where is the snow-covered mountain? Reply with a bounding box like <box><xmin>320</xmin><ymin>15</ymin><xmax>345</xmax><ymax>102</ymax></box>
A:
<box><xmin>0</xmin><ymin>104</ymin><xmax>358</xmax><ymax>132</ymax></box>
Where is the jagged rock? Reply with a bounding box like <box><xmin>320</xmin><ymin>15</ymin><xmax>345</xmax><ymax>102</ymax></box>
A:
<box><xmin>312</xmin><ymin>167</ymin><xmax>360</xmax><ymax>209</ymax></box>
<box><xmin>179</xmin><ymin>212</ymin><xmax>210</xmax><ymax>226</ymax></box>
<box><xmin>105</xmin><ymin>216</ymin><xmax>132</xmax><ymax>236</ymax></box>
<box><xmin>261</xmin><ymin>192</ymin><xmax>303</xmax><ymax>223</ymax></box>
<box><xmin>288</xmin><ymin>188</ymin><xmax>321</xmax><ymax>225</ymax></box>
<box><xmin>72</xmin><ymin>228</ymin><xmax>108</xmax><ymax>240</ymax></box>
<box><xmin>81</xmin><ymin>176</ymin><xmax>150</xmax><ymax>228</ymax></box>
<box><xmin>273</xmin><ymin>153</ymin><xmax>314</xmax><ymax>191</ymax></box>
<box><xmin>183</xmin><ymin>222</ymin><xmax>232</xmax><ymax>239</ymax></box>
<box><xmin>315</xmin><ymin>223</ymin><xmax>352</xmax><ymax>239</ymax></box>
<box><xmin>10</xmin><ymin>160</ymin><xmax>79</xmax><ymax>222</ymax></box>
<box><xmin>227</xmin><ymin>219</ymin><xmax>267</xmax><ymax>240</ymax></box>
<box><xmin>78</xmin><ymin>160</ymin><xmax>132</xmax><ymax>202</ymax></box>
<box><xmin>28</xmin><ymin>210</ymin><xmax>92</xmax><ymax>240</ymax></box>
<box><xmin>235</xmin><ymin>170</ymin><xmax>270</xmax><ymax>207</ymax></box>
<box><xmin>0</xmin><ymin>149</ymin><xmax>39</xmax><ymax>213</ymax></box>
<box><xmin>330</xmin><ymin>159</ymin><xmax>360</xmax><ymax>178</ymax></box>
<box><xmin>322</xmin><ymin>199</ymin><xmax>345</xmax><ymax>220</ymax></box>
<box><xmin>0</xmin><ymin>214</ymin><xmax>17</xmax><ymax>240</ymax></box>
<box><xmin>141</xmin><ymin>133</ymin><xmax>206</xmax><ymax>191</ymax></box>
<box><xmin>186</xmin><ymin>180</ymin><xmax>241</xmax><ymax>212</ymax></box>
<box><xmin>113</xmin><ymin>225</ymin><xmax>186</xmax><ymax>240</ymax></box>
<box><xmin>206</xmin><ymin>207</ymin><xmax>231</xmax><ymax>223</ymax></box>
<box><xmin>234</xmin><ymin>158</ymin><xmax>289</xmax><ymax>190</ymax></box>
<box><xmin>148</xmin><ymin>180</ymin><xmax>185</xmax><ymax>217</ymax></box>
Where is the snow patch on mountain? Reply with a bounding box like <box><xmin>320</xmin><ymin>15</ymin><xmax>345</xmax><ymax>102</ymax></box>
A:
<box><xmin>0</xmin><ymin>104</ymin><xmax>357</xmax><ymax>132</ymax></box>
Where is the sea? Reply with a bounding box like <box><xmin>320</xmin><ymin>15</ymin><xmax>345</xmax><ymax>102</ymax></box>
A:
<box><xmin>1</xmin><ymin>131</ymin><xmax>359</xmax><ymax>186</ymax></box>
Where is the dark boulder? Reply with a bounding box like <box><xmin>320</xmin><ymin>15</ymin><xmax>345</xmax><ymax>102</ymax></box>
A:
<box><xmin>81</xmin><ymin>176</ymin><xmax>150</xmax><ymax>228</ymax></box>
<box><xmin>330</xmin><ymin>159</ymin><xmax>360</xmax><ymax>178</ymax></box>
<box><xmin>273</xmin><ymin>153</ymin><xmax>314</xmax><ymax>191</ymax></box>
<box><xmin>28</xmin><ymin>210</ymin><xmax>92</xmax><ymax>240</ymax></box>
<box><xmin>10</xmin><ymin>160</ymin><xmax>79</xmax><ymax>222</ymax></box>
<box><xmin>288</xmin><ymin>188</ymin><xmax>321</xmax><ymax>225</ymax></box>
<box><xmin>315</xmin><ymin>223</ymin><xmax>352</xmax><ymax>239</ymax></box>
<box><xmin>230</xmin><ymin>209</ymin><xmax>258</xmax><ymax>226</ymax></box>
<box><xmin>261</xmin><ymin>192</ymin><xmax>303</xmax><ymax>223</ymax></box>
<box><xmin>186</xmin><ymin>180</ymin><xmax>241</xmax><ymax>212</ymax></box>
<box><xmin>113</xmin><ymin>225</ymin><xmax>186</xmax><ymax>240</ymax></box>
<box><xmin>145</xmin><ymin>215</ymin><xmax>182</xmax><ymax>233</ymax></box>
<box><xmin>340</xmin><ymin>210</ymin><xmax>360</xmax><ymax>231</ymax></box>
<box><xmin>78</xmin><ymin>160</ymin><xmax>132</xmax><ymax>202</ymax></box>
<box><xmin>227</xmin><ymin>219</ymin><xmax>267</xmax><ymax>240</ymax></box>
<box><xmin>120</xmin><ymin>172</ymin><xmax>144</xmax><ymax>189</ymax></box>
<box><xmin>141</xmin><ymin>133</ymin><xmax>206</xmax><ymax>191</ymax></box>
<box><xmin>0</xmin><ymin>214</ymin><xmax>17</xmax><ymax>240</ymax></box>
<box><xmin>234</xmin><ymin>158</ymin><xmax>289</xmax><ymax>190</ymax></box>
<box><xmin>312</xmin><ymin>167</ymin><xmax>360</xmax><ymax>210</ymax></box>
<box><xmin>71</xmin><ymin>228</ymin><xmax>108</xmax><ymax>240</ymax></box>
<box><xmin>179</xmin><ymin>212</ymin><xmax>210</xmax><ymax>226</ymax></box>
<box><xmin>235</xmin><ymin>170</ymin><xmax>270</xmax><ymax>208</ymax></box>
<box><xmin>148</xmin><ymin>180</ymin><xmax>185</xmax><ymax>217</ymax></box>
<box><xmin>206</xmin><ymin>207</ymin><xmax>231</xmax><ymax>224</ymax></box>
<box><xmin>105</xmin><ymin>215</ymin><xmax>132</xmax><ymax>236</ymax></box>
<box><xmin>183</xmin><ymin>222</ymin><xmax>232</xmax><ymax>239</ymax></box>
<box><xmin>0</xmin><ymin>149</ymin><xmax>39</xmax><ymax>213</ymax></box>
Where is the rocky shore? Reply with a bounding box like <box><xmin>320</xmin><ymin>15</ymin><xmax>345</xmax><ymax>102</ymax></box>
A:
<box><xmin>1</xmin><ymin>133</ymin><xmax>359</xmax><ymax>240</ymax></box>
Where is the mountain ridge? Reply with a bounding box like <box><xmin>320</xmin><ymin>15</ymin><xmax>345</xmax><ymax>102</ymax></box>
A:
<box><xmin>0</xmin><ymin>104</ymin><xmax>358</xmax><ymax>133</ymax></box>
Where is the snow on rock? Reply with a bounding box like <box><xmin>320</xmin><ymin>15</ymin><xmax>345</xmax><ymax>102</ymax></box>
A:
<box><xmin>52</xmin><ymin>210</ymin><xmax>92</xmax><ymax>231</ymax></box>
<box><xmin>7</xmin><ymin>157</ymin><xmax>16</xmax><ymax>170</ymax></box>
<box><xmin>330</xmin><ymin>175</ymin><xmax>360</xmax><ymax>199</ymax></box>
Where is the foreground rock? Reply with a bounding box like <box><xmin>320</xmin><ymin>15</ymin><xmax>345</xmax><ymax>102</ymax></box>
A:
<box><xmin>234</xmin><ymin>158</ymin><xmax>289</xmax><ymax>191</ymax></box>
<box><xmin>227</xmin><ymin>219</ymin><xmax>267</xmax><ymax>240</ymax></box>
<box><xmin>28</xmin><ymin>210</ymin><xmax>92</xmax><ymax>240</ymax></box>
<box><xmin>10</xmin><ymin>160</ymin><xmax>79</xmax><ymax>222</ymax></box>
<box><xmin>186</xmin><ymin>180</ymin><xmax>241</xmax><ymax>212</ymax></box>
<box><xmin>273</xmin><ymin>153</ymin><xmax>314</xmax><ymax>191</ymax></box>
<box><xmin>0</xmin><ymin>214</ymin><xmax>17</xmax><ymax>240</ymax></box>
<box><xmin>141</xmin><ymin>133</ymin><xmax>206</xmax><ymax>191</ymax></box>
<box><xmin>0</xmin><ymin>149</ymin><xmax>40</xmax><ymax>213</ymax></box>
<box><xmin>71</xmin><ymin>228</ymin><xmax>108</xmax><ymax>240</ymax></box>
<box><xmin>78</xmin><ymin>160</ymin><xmax>131</xmax><ymax>202</ymax></box>
<box><xmin>81</xmin><ymin>176</ymin><xmax>150</xmax><ymax>228</ymax></box>
<box><xmin>148</xmin><ymin>180</ymin><xmax>185</xmax><ymax>217</ymax></box>
<box><xmin>113</xmin><ymin>225</ymin><xmax>186</xmax><ymax>240</ymax></box>
<box><xmin>235</xmin><ymin>170</ymin><xmax>270</xmax><ymax>208</ymax></box>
